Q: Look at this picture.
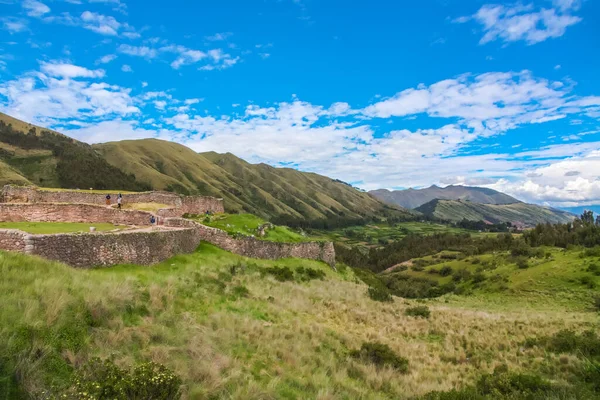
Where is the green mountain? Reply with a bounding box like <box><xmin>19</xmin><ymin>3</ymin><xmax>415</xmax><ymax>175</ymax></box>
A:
<box><xmin>370</xmin><ymin>184</ymin><xmax>520</xmax><ymax>209</ymax></box>
<box><xmin>0</xmin><ymin>112</ymin><xmax>410</xmax><ymax>225</ymax></box>
<box><xmin>94</xmin><ymin>139</ymin><xmax>410</xmax><ymax>224</ymax></box>
<box><xmin>415</xmin><ymin>199</ymin><xmax>574</xmax><ymax>226</ymax></box>
<box><xmin>0</xmin><ymin>112</ymin><xmax>151</xmax><ymax>191</ymax></box>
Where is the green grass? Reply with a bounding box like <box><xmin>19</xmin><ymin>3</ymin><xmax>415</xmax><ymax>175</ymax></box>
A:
<box><xmin>0</xmin><ymin>245</ymin><xmax>597</xmax><ymax>399</ymax></box>
<box><xmin>0</xmin><ymin>222</ymin><xmax>121</xmax><ymax>234</ymax></box>
<box><xmin>314</xmin><ymin>222</ymin><xmax>483</xmax><ymax>247</ymax></box>
<box><xmin>389</xmin><ymin>247</ymin><xmax>600</xmax><ymax>311</ymax></box>
<box><xmin>199</xmin><ymin>213</ymin><xmax>311</xmax><ymax>243</ymax></box>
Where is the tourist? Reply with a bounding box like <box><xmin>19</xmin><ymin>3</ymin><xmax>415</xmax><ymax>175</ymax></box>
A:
<box><xmin>105</xmin><ymin>194</ymin><xmax>111</xmax><ymax>206</ymax></box>
<box><xmin>150</xmin><ymin>215</ymin><xmax>156</xmax><ymax>225</ymax></box>
<box><xmin>117</xmin><ymin>193</ymin><xmax>122</xmax><ymax>209</ymax></box>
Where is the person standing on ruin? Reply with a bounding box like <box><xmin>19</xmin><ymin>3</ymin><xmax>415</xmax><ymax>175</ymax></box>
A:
<box><xmin>105</xmin><ymin>193</ymin><xmax>111</xmax><ymax>206</ymax></box>
<box><xmin>117</xmin><ymin>193</ymin><xmax>122</xmax><ymax>209</ymax></box>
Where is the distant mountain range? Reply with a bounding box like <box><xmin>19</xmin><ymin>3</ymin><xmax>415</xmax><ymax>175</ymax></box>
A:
<box><xmin>0</xmin><ymin>112</ymin><xmax>410</xmax><ymax>224</ymax></box>
<box><xmin>370</xmin><ymin>185</ymin><xmax>520</xmax><ymax>209</ymax></box>
<box><xmin>370</xmin><ymin>185</ymin><xmax>575</xmax><ymax>226</ymax></box>
<box><xmin>415</xmin><ymin>199</ymin><xmax>574</xmax><ymax>226</ymax></box>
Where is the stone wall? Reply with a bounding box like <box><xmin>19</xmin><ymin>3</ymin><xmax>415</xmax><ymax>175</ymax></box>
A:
<box><xmin>0</xmin><ymin>229</ymin><xmax>28</xmax><ymax>252</ymax></box>
<box><xmin>0</xmin><ymin>203</ymin><xmax>153</xmax><ymax>226</ymax></box>
<box><xmin>29</xmin><ymin>228</ymin><xmax>200</xmax><ymax>267</ymax></box>
<box><xmin>164</xmin><ymin>218</ymin><xmax>336</xmax><ymax>267</ymax></box>
<box><xmin>1</xmin><ymin>185</ymin><xmax>224</xmax><ymax>216</ymax></box>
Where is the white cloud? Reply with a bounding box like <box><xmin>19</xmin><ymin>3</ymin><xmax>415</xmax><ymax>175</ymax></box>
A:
<box><xmin>457</xmin><ymin>2</ymin><xmax>582</xmax><ymax>45</ymax></box>
<box><xmin>80</xmin><ymin>11</ymin><xmax>122</xmax><ymax>35</ymax></box>
<box><xmin>184</xmin><ymin>98</ymin><xmax>202</xmax><ymax>105</ymax></box>
<box><xmin>65</xmin><ymin>119</ymin><xmax>155</xmax><ymax>143</ymax></box>
<box><xmin>40</xmin><ymin>61</ymin><xmax>105</xmax><ymax>78</ymax></box>
<box><xmin>205</xmin><ymin>32</ymin><xmax>232</xmax><ymax>41</ymax></box>
<box><xmin>96</xmin><ymin>54</ymin><xmax>117</xmax><ymax>64</ymax></box>
<box><xmin>0</xmin><ymin>63</ymin><xmax>139</xmax><ymax>126</ymax></box>
<box><xmin>554</xmin><ymin>64</ymin><xmax>562</xmax><ymax>70</ymax></box>
<box><xmin>1</xmin><ymin>17</ymin><xmax>29</xmax><ymax>33</ymax></box>
<box><xmin>121</xmin><ymin>64</ymin><xmax>132</xmax><ymax>72</ymax></box>
<box><xmin>118</xmin><ymin>44</ymin><xmax>158</xmax><ymax>58</ymax></box>
<box><xmin>141</xmin><ymin>81</ymin><xmax>148</xmax><ymax>87</ymax></box>
<box><xmin>22</xmin><ymin>0</ymin><xmax>50</xmax><ymax>17</ymax></box>
<box><xmin>122</xmin><ymin>31</ymin><xmax>141</xmax><ymax>39</ymax></box>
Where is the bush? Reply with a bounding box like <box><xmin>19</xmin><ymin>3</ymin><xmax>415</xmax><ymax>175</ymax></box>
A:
<box><xmin>264</xmin><ymin>266</ymin><xmax>294</xmax><ymax>282</ymax></box>
<box><xmin>351</xmin><ymin>342</ymin><xmax>409</xmax><ymax>373</ymax></box>
<box><xmin>516</xmin><ymin>258</ymin><xmax>529</xmax><ymax>269</ymax></box>
<box><xmin>64</xmin><ymin>358</ymin><xmax>181</xmax><ymax>399</ymax></box>
<box><xmin>439</xmin><ymin>266</ymin><xmax>453</xmax><ymax>277</ymax></box>
<box><xmin>405</xmin><ymin>305</ymin><xmax>431</xmax><ymax>319</ymax></box>
<box><xmin>452</xmin><ymin>269</ymin><xmax>471</xmax><ymax>282</ymax></box>
<box><xmin>230</xmin><ymin>285</ymin><xmax>250</xmax><ymax>298</ymax></box>
<box><xmin>411</xmin><ymin>264</ymin><xmax>425</xmax><ymax>272</ymax></box>
<box><xmin>580</xmin><ymin>275</ymin><xmax>597</xmax><ymax>289</ymax></box>
<box><xmin>587</xmin><ymin>263</ymin><xmax>600</xmax><ymax>276</ymax></box>
<box><xmin>368</xmin><ymin>286</ymin><xmax>393</xmax><ymax>302</ymax></box>
<box><xmin>471</xmin><ymin>272</ymin><xmax>486</xmax><ymax>284</ymax></box>
<box><xmin>543</xmin><ymin>329</ymin><xmax>600</xmax><ymax>358</ymax></box>
<box><xmin>594</xmin><ymin>295</ymin><xmax>600</xmax><ymax>312</ymax></box>
<box><xmin>296</xmin><ymin>267</ymin><xmax>326</xmax><ymax>281</ymax></box>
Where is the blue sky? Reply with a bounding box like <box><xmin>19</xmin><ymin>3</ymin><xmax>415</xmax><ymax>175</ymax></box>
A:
<box><xmin>1</xmin><ymin>0</ymin><xmax>599</xmax><ymax>207</ymax></box>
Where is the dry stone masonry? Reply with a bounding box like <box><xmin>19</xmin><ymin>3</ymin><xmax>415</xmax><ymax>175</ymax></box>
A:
<box><xmin>0</xmin><ymin>185</ymin><xmax>336</xmax><ymax>268</ymax></box>
<box><xmin>1</xmin><ymin>185</ymin><xmax>225</xmax><ymax>216</ymax></box>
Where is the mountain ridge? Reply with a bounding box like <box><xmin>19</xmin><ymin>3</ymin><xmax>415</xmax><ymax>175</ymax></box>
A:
<box><xmin>415</xmin><ymin>198</ymin><xmax>574</xmax><ymax>226</ymax></box>
<box><xmin>370</xmin><ymin>185</ymin><xmax>521</xmax><ymax>209</ymax></box>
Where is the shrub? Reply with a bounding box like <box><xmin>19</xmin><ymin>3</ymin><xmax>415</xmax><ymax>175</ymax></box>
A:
<box><xmin>471</xmin><ymin>272</ymin><xmax>486</xmax><ymax>284</ymax></box>
<box><xmin>580</xmin><ymin>275</ymin><xmax>597</xmax><ymax>289</ymax></box>
<box><xmin>439</xmin><ymin>266</ymin><xmax>453</xmax><ymax>277</ymax></box>
<box><xmin>296</xmin><ymin>266</ymin><xmax>326</xmax><ymax>281</ymax></box>
<box><xmin>471</xmin><ymin>258</ymin><xmax>481</xmax><ymax>265</ymax></box>
<box><xmin>351</xmin><ymin>342</ymin><xmax>409</xmax><ymax>373</ymax></box>
<box><xmin>368</xmin><ymin>286</ymin><xmax>393</xmax><ymax>302</ymax></box>
<box><xmin>594</xmin><ymin>295</ymin><xmax>600</xmax><ymax>312</ymax></box>
<box><xmin>411</xmin><ymin>264</ymin><xmax>425</xmax><ymax>272</ymax></box>
<box><xmin>516</xmin><ymin>258</ymin><xmax>529</xmax><ymax>269</ymax></box>
<box><xmin>64</xmin><ymin>358</ymin><xmax>181</xmax><ymax>399</ymax></box>
<box><xmin>264</xmin><ymin>266</ymin><xmax>294</xmax><ymax>282</ymax></box>
<box><xmin>405</xmin><ymin>305</ymin><xmax>431</xmax><ymax>319</ymax></box>
<box><xmin>440</xmin><ymin>253</ymin><xmax>459</xmax><ymax>260</ymax></box>
<box><xmin>230</xmin><ymin>285</ymin><xmax>250</xmax><ymax>298</ymax></box>
<box><xmin>452</xmin><ymin>269</ymin><xmax>471</xmax><ymax>282</ymax></box>
<box><xmin>588</xmin><ymin>263</ymin><xmax>600</xmax><ymax>276</ymax></box>
<box><xmin>543</xmin><ymin>329</ymin><xmax>600</xmax><ymax>358</ymax></box>
<box><xmin>383</xmin><ymin>274</ymin><xmax>452</xmax><ymax>299</ymax></box>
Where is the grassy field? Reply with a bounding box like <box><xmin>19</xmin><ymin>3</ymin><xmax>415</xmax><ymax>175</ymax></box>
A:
<box><xmin>199</xmin><ymin>213</ymin><xmax>310</xmax><ymax>242</ymax></box>
<box><xmin>0</xmin><ymin>222</ymin><xmax>120</xmax><ymax>234</ymax></box>
<box><xmin>1</xmin><ymin>244</ymin><xmax>598</xmax><ymax>399</ymax></box>
<box><xmin>314</xmin><ymin>222</ymin><xmax>487</xmax><ymax>247</ymax></box>
<box><xmin>385</xmin><ymin>247</ymin><xmax>600</xmax><ymax>311</ymax></box>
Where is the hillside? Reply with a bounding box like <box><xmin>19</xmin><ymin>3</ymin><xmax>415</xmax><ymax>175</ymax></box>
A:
<box><xmin>94</xmin><ymin>139</ymin><xmax>411</xmax><ymax>224</ymax></box>
<box><xmin>415</xmin><ymin>199</ymin><xmax>574</xmax><ymax>226</ymax></box>
<box><xmin>370</xmin><ymin>185</ymin><xmax>520</xmax><ymax>209</ymax></box>
<box><xmin>0</xmin><ymin>113</ymin><xmax>151</xmax><ymax>191</ymax></box>
<box><xmin>2</xmin><ymin>243</ymin><xmax>599</xmax><ymax>399</ymax></box>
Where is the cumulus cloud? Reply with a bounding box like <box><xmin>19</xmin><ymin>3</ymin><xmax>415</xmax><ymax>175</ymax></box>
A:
<box><xmin>96</xmin><ymin>54</ymin><xmax>117</xmax><ymax>64</ymax></box>
<box><xmin>121</xmin><ymin>64</ymin><xmax>133</xmax><ymax>72</ymax></box>
<box><xmin>1</xmin><ymin>17</ymin><xmax>29</xmax><ymax>34</ymax></box>
<box><xmin>118</xmin><ymin>44</ymin><xmax>158</xmax><ymax>58</ymax></box>
<box><xmin>22</xmin><ymin>0</ymin><xmax>50</xmax><ymax>17</ymax></box>
<box><xmin>1</xmin><ymin>62</ymin><xmax>599</xmax><ymax>206</ymax></box>
<box><xmin>456</xmin><ymin>2</ymin><xmax>582</xmax><ymax>45</ymax></box>
<box><xmin>0</xmin><ymin>63</ymin><xmax>139</xmax><ymax>126</ymax></box>
<box><xmin>40</xmin><ymin>61</ymin><xmax>105</xmax><ymax>78</ymax></box>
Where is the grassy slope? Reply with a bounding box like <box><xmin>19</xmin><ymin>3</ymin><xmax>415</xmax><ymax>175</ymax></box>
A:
<box><xmin>388</xmin><ymin>247</ymin><xmax>599</xmax><ymax>311</ymax></box>
<box><xmin>313</xmin><ymin>222</ymin><xmax>494</xmax><ymax>249</ymax></box>
<box><xmin>0</xmin><ymin>112</ymin><xmax>149</xmax><ymax>190</ymax></box>
<box><xmin>1</xmin><ymin>245</ymin><xmax>597</xmax><ymax>399</ymax></box>
<box><xmin>198</xmin><ymin>213</ymin><xmax>310</xmax><ymax>243</ymax></box>
<box><xmin>416</xmin><ymin>199</ymin><xmax>574</xmax><ymax>225</ymax></box>
<box><xmin>94</xmin><ymin>139</ymin><xmax>408</xmax><ymax>221</ymax></box>
<box><xmin>0</xmin><ymin>222</ymin><xmax>119</xmax><ymax>234</ymax></box>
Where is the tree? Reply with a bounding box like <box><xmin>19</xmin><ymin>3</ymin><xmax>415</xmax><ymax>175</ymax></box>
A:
<box><xmin>581</xmin><ymin>210</ymin><xmax>595</xmax><ymax>225</ymax></box>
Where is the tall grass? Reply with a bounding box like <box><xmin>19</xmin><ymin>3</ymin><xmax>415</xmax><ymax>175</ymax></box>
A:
<box><xmin>0</xmin><ymin>245</ymin><xmax>596</xmax><ymax>399</ymax></box>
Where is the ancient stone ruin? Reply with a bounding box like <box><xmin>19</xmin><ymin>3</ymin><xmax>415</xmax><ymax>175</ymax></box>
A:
<box><xmin>0</xmin><ymin>185</ymin><xmax>335</xmax><ymax>268</ymax></box>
